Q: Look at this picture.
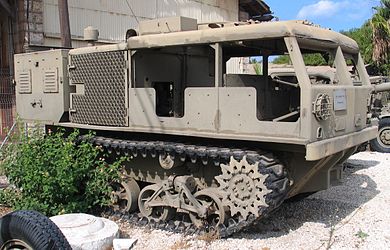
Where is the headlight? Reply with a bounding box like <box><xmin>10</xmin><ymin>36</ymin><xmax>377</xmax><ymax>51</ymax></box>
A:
<box><xmin>314</xmin><ymin>93</ymin><xmax>332</xmax><ymax>121</ymax></box>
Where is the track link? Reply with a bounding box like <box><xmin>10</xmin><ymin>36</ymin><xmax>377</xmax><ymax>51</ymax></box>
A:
<box><xmin>90</xmin><ymin>136</ymin><xmax>289</xmax><ymax>237</ymax></box>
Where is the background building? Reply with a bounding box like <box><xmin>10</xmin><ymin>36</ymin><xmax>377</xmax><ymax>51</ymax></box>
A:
<box><xmin>0</xmin><ymin>0</ymin><xmax>271</xmax><ymax>141</ymax></box>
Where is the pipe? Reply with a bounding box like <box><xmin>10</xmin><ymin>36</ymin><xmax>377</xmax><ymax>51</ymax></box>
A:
<box><xmin>373</xmin><ymin>82</ymin><xmax>390</xmax><ymax>93</ymax></box>
<box><xmin>0</xmin><ymin>120</ymin><xmax>17</xmax><ymax>152</ymax></box>
<box><xmin>58</xmin><ymin>0</ymin><xmax>72</xmax><ymax>48</ymax></box>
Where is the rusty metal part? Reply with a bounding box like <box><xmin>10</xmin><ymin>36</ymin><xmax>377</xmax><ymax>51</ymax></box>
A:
<box><xmin>216</xmin><ymin>156</ymin><xmax>271</xmax><ymax>219</ymax></box>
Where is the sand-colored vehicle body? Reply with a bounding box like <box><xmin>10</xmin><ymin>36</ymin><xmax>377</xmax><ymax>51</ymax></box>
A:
<box><xmin>14</xmin><ymin>17</ymin><xmax>377</xmax><ymax>234</ymax></box>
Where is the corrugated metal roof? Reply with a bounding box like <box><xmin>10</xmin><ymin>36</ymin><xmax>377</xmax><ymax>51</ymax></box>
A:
<box><xmin>239</xmin><ymin>0</ymin><xmax>271</xmax><ymax>17</ymax></box>
<box><xmin>43</xmin><ymin>0</ymin><xmax>239</xmax><ymax>43</ymax></box>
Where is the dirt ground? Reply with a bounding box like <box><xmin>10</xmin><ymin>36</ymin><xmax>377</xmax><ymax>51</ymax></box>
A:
<box><xmin>0</xmin><ymin>206</ymin><xmax>12</xmax><ymax>217</ymax></box>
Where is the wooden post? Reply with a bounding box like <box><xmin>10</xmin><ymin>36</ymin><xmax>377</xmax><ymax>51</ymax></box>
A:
<box><xmin>58</xmin><ymin>0</ymin><xmax>71</xmax><ymax>48</ymax></box>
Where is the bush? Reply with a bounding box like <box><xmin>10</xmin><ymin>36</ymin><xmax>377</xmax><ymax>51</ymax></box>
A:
<box><xmin>0</xmin><ymin>128</ymin><xmax>125</xmax><ymax>216</ymax></box>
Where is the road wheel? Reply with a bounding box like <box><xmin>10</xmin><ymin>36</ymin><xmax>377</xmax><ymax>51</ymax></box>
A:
<box><xmin>138</xmin><ymin>184</ymin><xmax>175</xmax><ymax>222</ymax></box>
<box><xmin>111</xmin><ymin>178</ymin><xmax>140</xmax><ymax>213</ymax></box>
<box><xmin>370</xmin><ymin>117</ymin><xmax>390</xmax><ymax>153</ymax></box>
<box><xmin>0</xmin><ymin>210</ymin><xmax>71</xmax><ymax>250</ymax></box>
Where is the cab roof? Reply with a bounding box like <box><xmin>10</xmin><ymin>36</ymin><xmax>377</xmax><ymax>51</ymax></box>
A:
<box><xmin>69</xmin><ymin>20</ymin><xmax>359</xmax><ymax>56</ymax></box>
<box><xmin>127</xmin><ymin>20</ymin><xmax>359</xmax><ymax>54</ymax></box>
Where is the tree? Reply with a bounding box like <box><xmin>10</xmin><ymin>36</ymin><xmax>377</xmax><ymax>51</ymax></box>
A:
<box><xmin>342</xmin><ymin>22</ymin><xmax>373</xmax><ymax>65</ymax></box>
<box><xmin>272</xmin><ymin>55</ymin><xmax>290</xmax><ymax>65</ymax></box>
<box><xmin>273</xmin><ymin>1</ymin><xmax>390</xmax><ymax>75</ymax></box>
<box><xmin>371</xmin><ymin>0</ymin><xmax>390</xmax><ymax>74</ymax></box>
<box><xmin>273</xmin><ymin>53</ymin><xmax>327</xmax><ymax>66</ymax></box>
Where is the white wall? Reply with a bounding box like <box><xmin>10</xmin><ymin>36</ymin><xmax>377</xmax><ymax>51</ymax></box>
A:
<box><xmin>43</xmin><ymin>0</ymin><xmax>239</xmax><ymax>45</ymax></box>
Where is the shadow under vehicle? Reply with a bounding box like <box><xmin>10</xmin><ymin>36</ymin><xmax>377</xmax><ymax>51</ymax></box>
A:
<box><xmin>13</xmin><ymin>17</ymin><xmax>377</xmax><ymax>236</ymax></box>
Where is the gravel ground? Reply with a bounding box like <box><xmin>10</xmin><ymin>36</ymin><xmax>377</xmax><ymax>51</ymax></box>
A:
<box><xmin>111</xmin><ymin>152</ymin><xmax>390</xmax><ymax>250</ymax></box>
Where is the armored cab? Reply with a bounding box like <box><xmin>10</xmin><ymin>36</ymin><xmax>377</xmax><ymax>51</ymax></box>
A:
<box><xmin>15</xmin><ymin>17</ymin><xmax>377</xmax><ymax>235</ymax></box>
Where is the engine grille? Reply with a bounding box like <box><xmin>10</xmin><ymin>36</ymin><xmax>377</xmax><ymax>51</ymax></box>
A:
<box><xmin>69</xmin><ymin>51</ymin><xmax>127</xmax><ymax>126</ymax></box>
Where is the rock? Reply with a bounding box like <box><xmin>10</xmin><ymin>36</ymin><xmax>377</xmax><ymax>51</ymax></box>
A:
<box><xmin>113</xmin><ymin>238</ymin><xmax>138</xmax><ymax>250</ymax></box>
<box><xmin>50</xmin><ymin>213</ymin><xmax>119</xmax><ymax>250</ymax></box>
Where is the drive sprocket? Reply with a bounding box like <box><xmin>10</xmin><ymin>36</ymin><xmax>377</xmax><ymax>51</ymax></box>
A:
<box><xmin>216</xmin><ymin>156</ymin><xmax>271</xmax><ymax>219</ymax></box>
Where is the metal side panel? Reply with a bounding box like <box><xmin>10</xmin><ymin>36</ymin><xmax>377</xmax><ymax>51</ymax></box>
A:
<box><xmin>218</xmin><ymin>87</ymin><xmax>300</xmax><ymax>137</ymax></box>
<box><xmin>128</xmin><ymin>87</ymin><xmax>217</xmax><ymax>132</ymax></box>
<box><xmin>15</xmin><ymin>49</ymin><xmax>69</xmax><ymax>123</ymax></box>
<box><xmin>306</xmin><ymin>126</ymin><xmax>377</xmax><ymax>161</ymax></box>
<box><xmin>69</xmin><ymin>50</ymin><xmax>128</xmax><ymax>126</ymax></box>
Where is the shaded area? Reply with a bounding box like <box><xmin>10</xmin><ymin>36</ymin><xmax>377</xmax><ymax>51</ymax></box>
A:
<box><xmin>239</xmin><ymin>0</ymin><xmax>271</xmax><ymax>17</ymax></box>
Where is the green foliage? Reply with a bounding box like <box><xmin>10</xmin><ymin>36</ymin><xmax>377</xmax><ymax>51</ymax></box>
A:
<box><xmin>342</xmin><ymin>22</ymin><xmax>373</xmax><ymax>64</ymax></box>
<box><xmin>302</xmin><ymin>54</ymin><xmax>328</xmax><ymax>66</ymax></box>
<box><xmin>355</xmin><ymin>229</ymin><xmax>369</xmax><ymax>240</ymax></box>
<box><xmin>252</xmin><ymin>62</ymin><xmax>262</xmax><ymax>75</ymax></box>
<box><xmin>272</xmin><ymin>55</ymin><xmax>291</xmax><ymax>65</ymax></box>
<box><xmin>272</xmin><ymin>0</ymin><xmax>390</xmax><ymax>75</ymax></box>
<box><xmin>273</xmin><ymin>53</ymin><xmax>328</xmax><ymax>66</ymax></box>
<box><xmin>0</xmin><ymin>187</ymin><xmax>21</xmax><ymax>207</ymax></box>
<box><xmin>370</xmin><ymin>0</ymin><xmax>390</xmax><ymax>74</ymax></box>
<box><xmin>0</xmin><ymin>129</ymin><xmax>125</xmax><ymax>216</ymax></box>
<box><xmin>340</xmin><ymin>1</ymin><xmax>390</xmax><ymax>75</ymax></box>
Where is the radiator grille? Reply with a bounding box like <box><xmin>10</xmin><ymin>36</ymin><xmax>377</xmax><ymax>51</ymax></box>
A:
<box><xmin>69</xmin><ymin>51</ymin><xmax>127</xmax><ymax>126</ymax></box>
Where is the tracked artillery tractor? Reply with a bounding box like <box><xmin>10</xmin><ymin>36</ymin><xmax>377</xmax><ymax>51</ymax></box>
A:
<box><xmin>15</xmin><ymin>17</ymin><xmax>377</xmax><ymax>236</ymax></box>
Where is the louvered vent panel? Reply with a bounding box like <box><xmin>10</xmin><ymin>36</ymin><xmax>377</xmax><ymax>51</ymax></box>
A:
<box><xmin>43</xmin><ymin>68</ymin><xmax>58</xmax><ymax>93</ymax></box>
<box><xmin>18</xmin><ymin>71</ymin><xmax>32</xmax><ymax>94</ymax></box>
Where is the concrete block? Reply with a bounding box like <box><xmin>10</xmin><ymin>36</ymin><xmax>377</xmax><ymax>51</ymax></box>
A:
<box><xmin>31</xmin><ymin>0</ymin><xmax>43</xmax><ymax>13</ymax></box>
<box><xmin>50</xmin><ymin>213</ymin><xmax>119</xmax><ymax>250</ymax></box>
<box><xmin>29</xmin><ymin>32</ymin><xmax>44</xmax><ymax>45</ymax></box>
<box><xmin>30</xmin><ymin>13</ymin><xmax>44</xmax><ymax>24</ymax></box>
<box><xmin>113</xmin><ymin>239</ymin><xmax>138</xmax><ymax>250</ymax></box>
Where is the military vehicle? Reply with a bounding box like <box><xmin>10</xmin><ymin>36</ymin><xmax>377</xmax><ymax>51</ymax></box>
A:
<box><xmin>269</xmin><ymin>67</ymin><xmax>390</xmax><ymax>153</ymax></box>
<box><xmin>369</xmin><ymin>77</ymin><xmax>390</xmax><ymax>153</ymax></box>
<box><xmin>14</xmin><ymin>17</ymin><xmax>377</xmax><ymax>236</ymax></box>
